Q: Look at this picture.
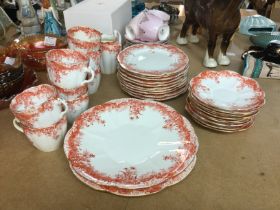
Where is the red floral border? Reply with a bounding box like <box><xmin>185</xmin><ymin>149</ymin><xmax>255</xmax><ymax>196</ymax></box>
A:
<box><xmin>189</xmin><ymin>70</ymin><xmax>265</xmax><ymax>111</ymax></box>
<box><xmin>65</xmin><ymin>98</ymin><xmax>198</xmax><ymax>188</ymax></box>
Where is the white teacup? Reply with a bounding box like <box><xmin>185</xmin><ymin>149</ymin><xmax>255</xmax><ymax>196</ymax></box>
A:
<box><xmin>67</xmin><ymin>26</ymin><xmax>101</xmax><ymax>53</ymax></box>
<box><xmin>67</xmin><ymin>93</ymin><xmax>89</xmax><ymax>123</ymax></box>
<box><xmin>46</xmin><ymin>49</ymin><xmax>94</xmax><ymax>89</ymax></box>
<box><xmin>13</xmin><ymin>116</ymin><xmax>67</xmax><ymax>152</ymax></box>
<box><xmin>10</xmin><ymin>84</ymin><xmax>68</xmax><ymax>129</ymax></box>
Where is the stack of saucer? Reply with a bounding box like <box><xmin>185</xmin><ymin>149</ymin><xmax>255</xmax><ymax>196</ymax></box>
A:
<box><xmin>117</xmin><ymin>44</ymin><xmax>189</xmax><ymax>101</ymax></box>
<box><xmin>185</xmin><ymin>70</ymin><xmax>265</xmax><ymax>132</ymax></box>
<box><xmin>64</xmin><ymin>98</ymin><xmax>199</xmax><ymax>196</ymax></box>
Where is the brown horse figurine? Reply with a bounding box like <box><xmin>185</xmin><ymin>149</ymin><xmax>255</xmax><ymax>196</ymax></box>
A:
<box><xmin>177</xmin><ymin>0</ymin><xmax>245</xmax><ymax>68</ymax></box>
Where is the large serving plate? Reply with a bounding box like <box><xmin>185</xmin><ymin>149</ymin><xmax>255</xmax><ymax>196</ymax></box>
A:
<box><xmin>189</xmin><ymin>70</ymin><xmax>265</xmax><ymax>111</ymax></box>
<box><xmin>64</xmin><ymin>98</ymin><xmax>198</xmax><ymax>189</ymax></box>
<box><xmin>117</xmin><ymin>44</ymin><xmax>189</xmax><ymax>76</ymax></box>
<box><xmin>70</xmin><ymin>155</ymin><xmax>196</xmax><ymax>197</ymax></box>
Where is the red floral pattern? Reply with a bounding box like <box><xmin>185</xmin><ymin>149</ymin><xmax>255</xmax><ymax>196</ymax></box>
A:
<box><xmin>69</xmin><ymin>156</ymin><xmax>197</xmax><ymax>196</ymax></box>
<box><xmin>65</xmin><ymin>98</ymin><xmax>198</xmax><ymax>188</ymax></box>
<box><xmin>10</xmin><ymin>84</ymin><xmax>58</xmax><ymax>125</ymax></box>
<box><xmin>189</xmin><ymin>70</ymin><xmax>265</xmax><ymax>110</ymax></box>
<box><xmin>117</xmin><ymin>44</ymin><xmax>189</xmax><ymax>75</ymax></box>
<box><xmin>67</xmin><ymin>26</ymin><xmax>101</xmax><ymax>50</ymax></box>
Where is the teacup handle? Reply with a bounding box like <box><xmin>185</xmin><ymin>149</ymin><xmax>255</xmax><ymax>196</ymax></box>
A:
<box><xmin>113</xmin><ymin>30</ymin><xmax>122</xmax><ymax>45</ymax></box>
<box><xmin>56</xmin><ymin>98</ymin><xmax>68</xmax><ymax>118</ymax></box>
<box><xmin>13</xmin><ymin>118</ymin><xmax>24</xmax><ymax>133</ymax></box>
<box><xmin>81</xmin><ymin>67</ymin><xmax>95</xmax><ymax>85</ymax></box>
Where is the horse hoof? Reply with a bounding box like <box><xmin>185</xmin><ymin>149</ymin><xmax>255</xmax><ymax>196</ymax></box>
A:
<box><xmin>218</xmin><ymin>52</ymin><xmax>230</xmax><ymax>66</ymax></box>
<box><xmin>203</xmin><ymin>57</ymin><xmax>218</xmax><ymax>68</ymax></box>
<box><xmin>189</xmin><ymin>35</ymin><xmax>199</xmax><ymax>43</ymax></box>
<box><xmin>176</xmin><ymin>36</ymin><xmax>188</xmax><ymax>45</ymax></box>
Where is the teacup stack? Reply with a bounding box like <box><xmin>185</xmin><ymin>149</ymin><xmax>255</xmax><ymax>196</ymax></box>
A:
<box><xmin>67</xmin><ymin>26</ymin><xmax>122</xmax><ymax>77</ymax></box>
<box><xmin>46</xmin><ymin>49</ymin><xmax>93</xmax><ymax>123</ymax></box>
<box><xmin>10</xmin><ymin>84</ymin><xmax>68</xmax><ymax>152</ymax></box>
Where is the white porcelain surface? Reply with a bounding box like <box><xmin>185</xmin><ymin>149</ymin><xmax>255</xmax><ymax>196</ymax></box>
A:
<box><xmin>64</xmin><ymin>98</ymin><xmax>198</xmax><ymax>189</ymax></box>
<box><xmin>46</xmin><ymin>49</ymin><xmax>94</xmax><ymax>89</ymax></box>
<box><xmin>67</xmin><ymin>26</ymin><xmax>101</xmax><ymax>53</ymax></box>
<box><xmin>13</xmin><ymin>116</ymin><xmax>67</xmax><ymax>152</ymax></box>
<box><xmin>189</xmin><ymin>70</ymin><xmax>265</xmax><ymax>110</ymax></box>
<box><xmin>100</xmin><ymin>42</ymin><xmax>121</xmax><ymax>75</ymax></box>
<box><xmin>66</xmin><ymin>94</ymin><xmax>89</xmax><ymax>123</ymax></box>
<box><xmin>10</xmin><ymin>84</ymin><xmax>67</xmax><ymax>128</ymax></box>
<box><xmin>117</xmin><ymin>44</ymin><xmax>188</xmax><ymax>75</ymax></box>
<box><xmin>55</xmin><ymin>85</ymin><xmax>88</xmax><ymax>101</ymax></box>
<box><xmin>88</xmin><ymin>69</ymin><xmax>101</xmax><ymax>94</ymax></box>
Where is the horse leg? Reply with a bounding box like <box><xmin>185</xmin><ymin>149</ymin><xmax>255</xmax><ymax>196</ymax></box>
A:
<box><xmin>218</xmin><ymin>31</ymin><xmax>235</xmax><ymax>66</ymax></box>
<box><xmin>203</xmin><ymin>32</ymin><xmax>218</xmax><ymax>68</ymax></box>
<box><xmin>189</xmin><ymin>22</ymin><xmax>200</xmax><ymax>43</ymax></box>
<box><xmin>176</xmin><ymin>16</ymin><xmax>192</xmax><ymax>45</ymax></box>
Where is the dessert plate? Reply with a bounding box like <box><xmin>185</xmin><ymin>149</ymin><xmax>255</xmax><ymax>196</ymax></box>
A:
<box><xmin>117</xmin><ymin>44</ymin><xmax>188</xmax><ymax>75</ymax></box>
<box><xmin>64</xmin><ymin>98</ymin><xmax>198</xmax><ymax>189</ymax></box>
<box><xmin>189</xmin><ymin>70</ymin><xmax>265</xmax><ymax>111</ymax></box>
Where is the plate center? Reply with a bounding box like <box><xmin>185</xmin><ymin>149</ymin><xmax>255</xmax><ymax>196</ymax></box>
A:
<box><xmin>103</xmin><ymin>124</ymin><xmax>160</xmax><ymax>164</ymax></box>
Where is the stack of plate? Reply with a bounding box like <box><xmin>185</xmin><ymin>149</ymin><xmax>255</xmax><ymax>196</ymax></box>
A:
<box><xmin>64</xmin><ymin>98</ymin><xmax>199</xmax><ymax>196</ymax></box>
<box><xmin>117</xmin><ymin>44</ymin><xmax>189</xmax><ymax>101</ymax></box>
<box><xmin>185</xmin><ymin>70</ymin><xmax>265</xmax><ymax>133</ymax></box>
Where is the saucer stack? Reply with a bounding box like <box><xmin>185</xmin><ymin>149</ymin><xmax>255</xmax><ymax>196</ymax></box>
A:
<box><xmin>117</xmin><ymin>44</ymin><xmax>189</xmax><ymax>101</ymax></box>
<box><xmin>64</xmin><ymin>98</ymin><xmax>199</xmax><ymax>196</ymax></box>
<box><xmin>186</xmin><ymin>70</ymin><xmax>265</xmax><ymax>132</ymax></box>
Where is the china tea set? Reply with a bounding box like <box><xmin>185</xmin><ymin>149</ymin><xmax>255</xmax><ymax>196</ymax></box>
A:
<box><xmin>8</xmin><ymin>25</ymin><xmax>122</xmax><ymax>152</ymax></box>
<box><xmin>3</xmin><ymin>5</ymin><xmax>268</xmax><ymax>197</ymax></box>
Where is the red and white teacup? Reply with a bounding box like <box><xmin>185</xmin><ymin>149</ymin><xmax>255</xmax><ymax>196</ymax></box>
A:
<box><xmin>66</xmin><ymin>93</ymin><xmax>89</xmax><ymax>123</ymax></box>
<box><xmin>67</xmin><ymin>26</ymin><xmax>101</xmax><ymax>53</ymax></box>
<box><xmin>13</xmin><ymin>116</ymin><xmax>67</xmax><ymax>152</ymax></box>
<box><xmin>10</xmin><ymin>84</ymin><xmax>68</xmax><ymax>129</ymax></box>
<box><xmin>54</xmin><ymin>84</ymin><xmax>88</xmax><ymax>101</ymax></box>
<box><xmin>46</xmin><ymin>49</ymin><xmax>95</xmax><ymax>89</ymax></box>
